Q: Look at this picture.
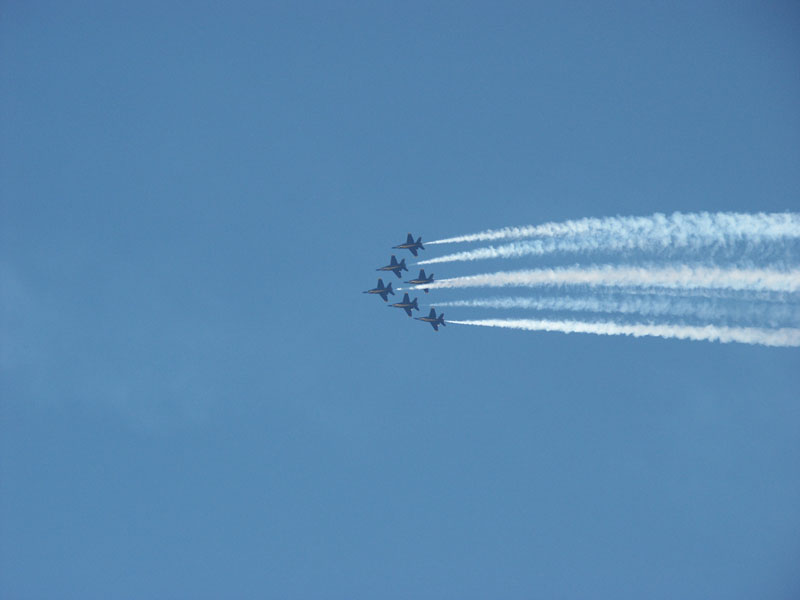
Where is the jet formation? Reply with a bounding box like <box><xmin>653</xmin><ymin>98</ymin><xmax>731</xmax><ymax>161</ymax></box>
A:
<box><xmin>363</xmin><ymin>233</ymin><xmax>446</xmax><ymax>332</ymax></box>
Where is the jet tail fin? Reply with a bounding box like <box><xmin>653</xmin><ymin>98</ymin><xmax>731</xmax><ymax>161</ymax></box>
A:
<box><xmin>412</xmin><ymin>297</ymin><xmax>419</xmax><ymax>310</ymax></box>
<box><xmin>386</xmin><ymin>282</ymin><xmax>394</xmax><ymax>295</ymax></box>
<box><xmin>416</xmin><ymin>236</ymin><xmax>423</xmax><ymax>248</ymax></box>
<box><xmin>400</xmin><ymin>259</ymin><xmax>407</xmax><ymax>271</ymax></box>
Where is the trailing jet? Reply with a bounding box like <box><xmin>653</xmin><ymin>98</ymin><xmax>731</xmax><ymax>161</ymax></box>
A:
<box><xmin>393</xmin><ymin>233</ymin><xmax>425</xmax><ymax>257</ymax></box>
<box><xmin>388</xmin><ymin>293</ymin><xmax>419</xmax><ymax>317</ymax></box>
<box><xmin>405</xmin><ymin>269</ymin><xmax>434</xmax><ymax>293</ymax></box>
<box><xmin>415</xmin><ymin>308</ymin><xmax>446</xmax><ymax>331</ymax></box>
<box><xmin>362</xmin><ymin>278</ymin><xmax>395</xmax><ymax>302</ymax></box>
<box><xmin>377</xmin><ymin>254</ymin><xmax>408</xmax><ymax>279</ymax></box>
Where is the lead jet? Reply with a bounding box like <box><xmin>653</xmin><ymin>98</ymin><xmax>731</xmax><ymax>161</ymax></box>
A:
<box><xmin>388</xmin><ymin>293</ymin><xmax>419</xmax><ymax>317</ymax></box>
<box><xmin>404</xmin><ymin>269</ymin><xmax>434</xmax><ymax>293</ymax></box>
<box><xmin>393</xmin><ymin>233</ymin><xmax>425</xmax><ymax>257</ymax></box>
<box><xmin>415</xmin><ymin>308</ymin><xmax>446</xmax><ymax>331</ymax></box>
<box><xmin>363</xmin><ymin>278</ymin><xmax>395</xmax><ymax>302</ymax></box>
<box><xmin>376</xmin><ymin>254</ymin><xmax>408</xmax><ymax>279</ymax></box>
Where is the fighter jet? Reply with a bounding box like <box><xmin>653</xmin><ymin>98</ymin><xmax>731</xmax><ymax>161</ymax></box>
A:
<box><xmin>376</xmin><ymin>254</ymin><xmax>408</xmax><ymax>279</ymax></box>
<box><xmin>362</xmin><ymin>278</ymin><xmax>395</xmax><ymax>302</ymax></box>
<box><xmin>393</xmin><ymin>233</ymin><xmax>425</xmax><ymax>257</ymax></box>
<box><xmin>388</xmin><ymin>293</ymin><xmax>419</xmax><ymax>317</ymax></box>
<box><xmin>415</xmin><ymin>308</ymin><xmax>446</xmax><ymax>331</ymax></box>
<box><xmin>404</xmin><ymin>269</ymin><xmax>434</xmax><ymax>293</ymax></box>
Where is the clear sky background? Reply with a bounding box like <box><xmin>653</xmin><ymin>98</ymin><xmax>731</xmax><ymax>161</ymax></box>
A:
<box><xmin>2</xmin><ymin>2</ymin><xmax>799</xmax><ymax>598</ymax></box>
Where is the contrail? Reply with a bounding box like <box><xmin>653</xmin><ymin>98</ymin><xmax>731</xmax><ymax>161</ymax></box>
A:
<box><xmin>435</xmin><ymin>295</ymin><xmax>800</xmax><ymax>326</ymax></box>
<box><xmin>413</xmin><ymin>265</ymin><xmax>800</xmax><ymax>293</ymax></box>
<box><xmin>446</xmin><ymin>318</ymin><xmax>800</xmax><ymax>347</ymax></box>
<box><xmin>426</xmin><ymin>211</ymin><xmax>800</xmax><ymax>245</ymax></box>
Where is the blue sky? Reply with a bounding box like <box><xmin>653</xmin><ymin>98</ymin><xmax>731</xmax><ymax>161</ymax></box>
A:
<box><xmin>2</xmin><ymin>2</ymin><xmax>799</xmax><ymax>598</ymax></box>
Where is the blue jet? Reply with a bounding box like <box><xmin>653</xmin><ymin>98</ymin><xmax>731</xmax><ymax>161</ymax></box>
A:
<box><xmin>405</xmin><ymin>269</ymin><xmax>434</xmax><ymax>293</ymax></box>
<box><xmin>377</xmin><ymin>254</ymin><xmax>408</xmax><ymax>279</ymax></box>
<box><xmin>415</xmin><ymin>308</ymin><xmax>446</xmax><ymax>331</ymax></box>
<box><xmin>388</xmin><ymin>293</ymin><xmax>419</xmax><ymax>317</ymax></box>
<box><xmin>363</xmin><ymin>278</ymin><xmax>395</xmax><ymax>302</ymax></box>
<box><xmin>393</xmin><ymin>233</ymin><xmax>425</xmax><ymax>257</ymax></box>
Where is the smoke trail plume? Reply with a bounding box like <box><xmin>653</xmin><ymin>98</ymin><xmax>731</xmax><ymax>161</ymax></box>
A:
<box><xmin>435</xmin><ymin>295</ymin><xmax>800</xmax><ymax>325</ymax></box>
<box><xmin>418</xmin><ymin>235</ymin><xmax>799</xmax><ymax>265</ymax></box>
<box><xmin>415</xmin><ymin>265</ymin><xmax>800</xmax><ymax>293</ymax></box>
<box><xmin>426</xmin><ymin>211</ymin><xmax>800</xmax><ymax>245</ymax></box>
<box><xmin>610</xmin><ymin>287</ymin><xmax>799</xmax><ymax>303</ymax></box>
<box><xmin>447</xmin><ymin>318</ymin><xmax>800</xmax><ymax>347</ymax></box>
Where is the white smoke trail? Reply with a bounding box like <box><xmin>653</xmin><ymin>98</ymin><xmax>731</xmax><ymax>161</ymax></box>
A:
<box><xmin>414</xmin><ymin>265</ymin><xmax>800</xmax><ymax>293</ymax></box>
<box><xmin>426</xmin><ymin>211</ymin><xmax>800</xmax><ymax>245</ymax></box>
<box><xmin>611</xmin><ymin>287</ymin><xmax>798</xmax><ymax>303</ymax></box>
<box><xmin>435</xmin><ymin>295</ymin><xmax>800</xmax><ymax>325</ymax></box>
<box><xmin>418</xmin><ymin>235</ymin><xmax>799</xmax><ymax>265</ymax></box>
<box><xmin>447</xmin><ymin>318</ymin><xmax>800</xmax><ymax>347</ymax></box>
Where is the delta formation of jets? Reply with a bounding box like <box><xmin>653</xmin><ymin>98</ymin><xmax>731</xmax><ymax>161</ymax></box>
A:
<box><xmin>362</xmin><ymin>233</ymin><xmax>446</xmax><ymax>332</ymax></box>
